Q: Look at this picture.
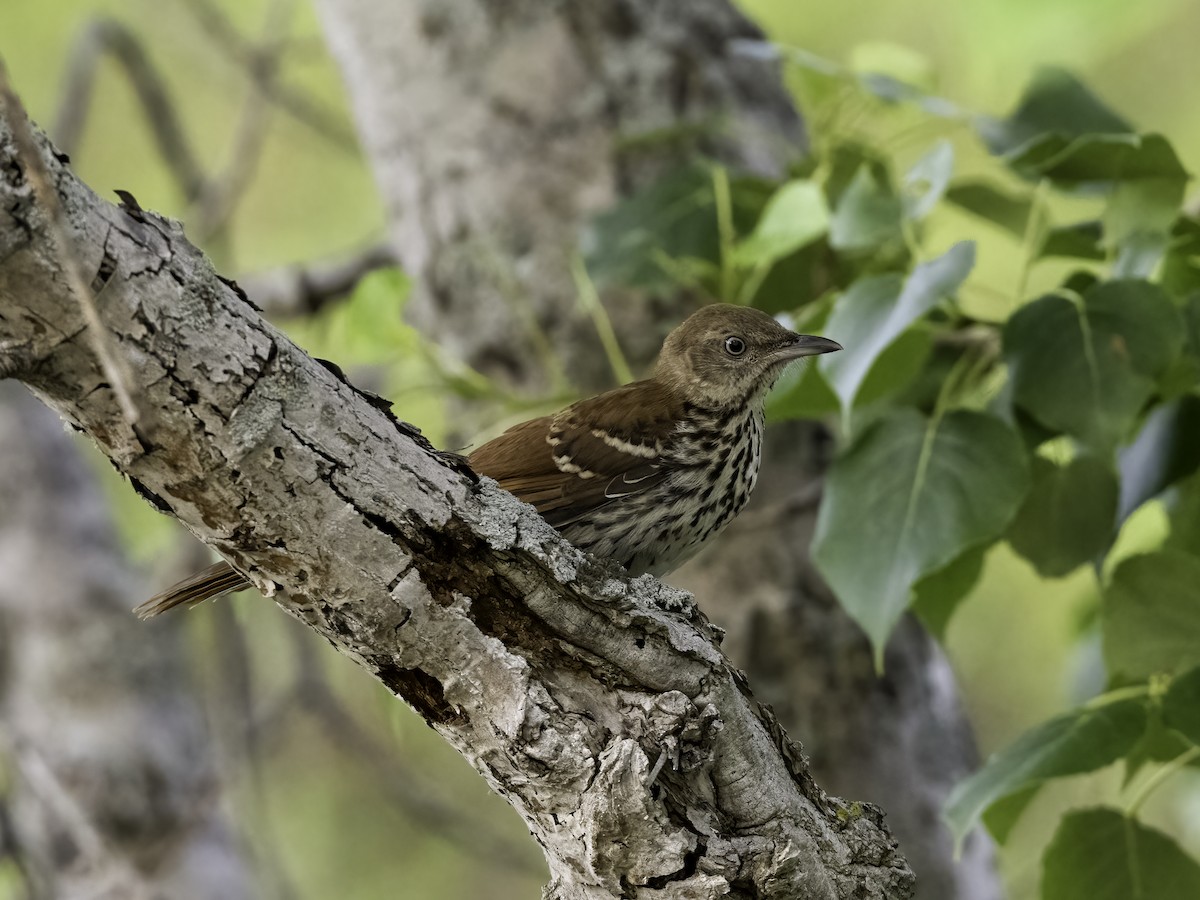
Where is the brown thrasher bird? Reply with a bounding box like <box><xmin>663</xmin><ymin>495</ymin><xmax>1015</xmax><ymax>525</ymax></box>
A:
<box><xmin>136</xmin><ymin>304</ymin><xmax>840</xmax><ymax>618</ymax></box>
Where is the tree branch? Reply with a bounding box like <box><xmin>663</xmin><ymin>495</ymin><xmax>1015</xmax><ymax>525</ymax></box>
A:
<box><xmin>0</xmin><ymin>114</ymin><xmax>912</xmax><ymax>899</ymax></box>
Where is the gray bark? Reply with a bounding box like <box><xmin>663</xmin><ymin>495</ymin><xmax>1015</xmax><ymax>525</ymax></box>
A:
<box><xmin>0</xmin><ymin>116</ymin><xmax>911</xmax><ymax>899</ymax></box>
<box><xmin>0</xmin><ymin>382</ymin><xmax>254</xmax><ymax>900</ymax></box>
<box><xmin>315</xmin><ymin>1</ymin><xmax>1000</xmax><ymax>897</ymax></box>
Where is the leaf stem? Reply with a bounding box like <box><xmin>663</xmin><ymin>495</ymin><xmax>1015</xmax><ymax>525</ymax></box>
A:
<box><xmin>712</xmin><ymin>165</ymin><xmax>737</xmax><ymax>302</ymax></box>
<box><xmin>1125</xmin><ymin>745</ymin><xmax>1200</xmax><ymax>818</ymax></box>
<box><xmin>570</xmin><ymin>254</ymin><xmax>635</xmax><ymax>385</ymax></box>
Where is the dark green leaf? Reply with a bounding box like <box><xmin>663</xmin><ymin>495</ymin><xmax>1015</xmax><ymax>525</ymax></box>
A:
<box><xmin>582</xmin><ymin>165</ymin><xmax>776</xmax><ymax>294</ymax></box>
<box><xmin>829</xmin><ymin>165</ymin><xmax>904</xmax><ymax>252</ymax></box>
<box><xmin>1166</xmin><ymin>468</ymin><xmax>1200</xmax><ymax>556</ymax></box>
<box><xmin>854</xmin><ymin>328</ymin><xmax>933</xmax><ymax>408</ymax></box>
<box><xmin>903</xmin><ymin>140</ymin><xmax>954</xmax><ymax>221</ymax></box>
<box><xmin>1042</xmin><ymin>808</ymin><xmax>1200</xmax><ymax>900</ymax></box>
<box><xmin>1124</xmin><ymin>704</ymin><xmax>1193</xmax><ymax>784</ymax></box>
<box><xmin>821</xmin><ymin>242</ymin><xmax>975</xmax><ymax>412</ymax></box>
<box><xmin>1038</xmin><ymin>221</ymin><xmax>1104</xmax><ymax>261</ymax></box>
<box><xmin>981</xmin><ymin>784</ymin><xmax>1040</xmax><ymax>846</ymax></box>
<box><xmin>944</xmin><ymin>697</ymin><xmax>1148</xmax><ymax>842</ymax></box>
<box><xmin>945</xmin><ymin>181</ymin><xmax>1033</xmax><ymax>236</ymax></box>
<box><xmin>1163</xmin><ymin>664</ymin><xmax>1200</xmax><ymax>746</ymax></box>
<box><xmin>977</xmin><ymin>67</ymin><xmax>1132</xmax><ymax>158</ymax></box>
<box><xmin>911</xmin><ymin>543</ymin><xmax>987</xmax><ymax>641</ymax></box>
<box><xmin>813</xmin><ymin>409</ymin><xmax>1029</xmax><ymax>654</ymax></box>
<box><xmin>734</xmin><ymin>179</ymin><xmax>829</xmax><ymax>268</ymax></box>
<box><xmin>1007</xmin><ymin>456</ymin><xmax>1118</xmax><ymax>578</ymax></box>
<box><xmin>1162</xmin><ymin>219</ymin><xmax>1200</xmax><ymax>298</ymax></box>
<box><xmin>766</xmin><ymin>358</ymin><xmax>840</xmax><ymax>421</ymax></box>
<box><xmin>1104</xmin><ymin>551</ymin><xmax>1200</xmax><ymax>680</ymax></box>
<box><xmin>1004</xmin><ymin>280</ymin><xmax>1184</xmax><ymax>451</ymax></box>
<box><xmin>1009</xmin><ymin>133</ymin><xmax>1187</xmax><ymax>186</ymax></box>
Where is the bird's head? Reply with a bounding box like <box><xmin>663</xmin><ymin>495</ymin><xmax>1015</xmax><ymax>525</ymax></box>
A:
<box><xmin>653</xmin><ymin>304</ymin><xmax>842</xmax><ymax>409</ymax></box>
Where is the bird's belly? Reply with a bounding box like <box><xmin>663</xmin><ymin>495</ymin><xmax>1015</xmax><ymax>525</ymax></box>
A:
<box><xmin>565</xmin><ymin>458</ymin><xmax>760</xmax><ymax>577</ymax></box>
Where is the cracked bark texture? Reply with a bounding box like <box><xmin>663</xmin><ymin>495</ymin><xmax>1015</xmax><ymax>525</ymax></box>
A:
<box><xmin>0</xmin><ymin>383</ymin><xmax>254</xmax><ymax>900</ymax></box>
<box><xmin>315</xmin><ymin>1</ymin><xmax>1001</xmax><ymax>897</ymax></box>
<box><xmin>0</xmin><ymin>120</ymin><xmax>912</xmax><ymax>898</ymax></box>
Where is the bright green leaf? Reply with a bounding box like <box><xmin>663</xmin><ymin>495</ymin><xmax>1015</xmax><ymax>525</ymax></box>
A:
<box><xmin>904</xmin><ymin>139</ymin><xmax>954</xmax><ymax>221</ymax></box>
<box><xmin>1007</xmin><ymin>456</ymin><xmax>1118</xmax><ymax>578</ymax></box>
<box><xmin>821</xmin><ymin>242</ymin><xmax>975</xmax><ymax>413</ymax></box>
<box><xmin>813</xmin><ymin>408</ymin><xmax>1029</xmax><ymax>654</ymax></box>
<box><xmin>1104</xmin><ymin>551</ymin><xmax>1200</xmax><ymax>680</ymax></box>
<box><xmin>734</xmin><ymin>179</ymin><xmax>829</xmax><ymax>268</ymax></box>
<box><xmin>1163</xmin><ymin>664</ymin><xmax>1200</xmax><ymax>745</ymax></box>
<box><xmin>829</xmin><ymin>165</ymin><xmax>903</xmax><ymax>252</ymax></box>
<box><xmin>1041</xmin><ymin>808</ymin><xmax>1200</xmax><ymax>900</ymax></box>
<box><xmin>944</xmin><ymin>697</ymin><xmax>1148</xmax><ymax>843</ymax></box>
<box><xmin>978</xmin><ymin>67</ymin><xmax>1132</xmax><ymax>158</ymax></box>
<box><xmin>1004</xmin><ymin>280</ymin><xmax>1184</xmax><ymax>451</ymax></box>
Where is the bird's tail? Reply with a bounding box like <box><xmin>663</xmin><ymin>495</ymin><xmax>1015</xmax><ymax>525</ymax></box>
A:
<box><xmin>134</xmin><ymin>561</ymin><xmax>251</xmax><ymax>619</ymax></box>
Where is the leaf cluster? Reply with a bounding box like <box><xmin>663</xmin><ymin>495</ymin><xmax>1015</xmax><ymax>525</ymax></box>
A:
<box><xmin>583</xmin><ymin>50</ymin><xmax>1200</xmax><ymax>898</ymax></box>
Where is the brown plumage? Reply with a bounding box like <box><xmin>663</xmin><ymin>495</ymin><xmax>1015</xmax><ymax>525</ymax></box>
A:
<box><xmin>135</xmin><ymin>304</ymin><xmax>840</xmax><ymax>618</ymax></box>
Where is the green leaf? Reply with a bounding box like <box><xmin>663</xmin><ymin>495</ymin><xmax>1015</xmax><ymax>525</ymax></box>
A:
<box><xmin>903</xmin><ymin>139</ymin><xmax>954</xmax><ymax>221</ymax></box>
<box><xmin>1004</xmin><ymin>133</ymin><xmax>1189</xmax><ymax>248</ymax></box>
<box><xmin>1124</xmin><ymin>704</ymin><xmax>1194</xmax><ymax>784</ymax></box>
<box><xmin>582</xmin><ymin>164</ymin><xmax>776</xmax><ymax>294</ymax></box>
<box><xmin>1118</xmin><ymin>397</ymin><xmax>1200</xmax><ymax>524</ymax></box>
<box><xmin>1163</xmin><ymin>664</ymin><xmax>1200</xmax><ymax>745</ymax></box>
<box><xmin>1041</xmin><ymin>808</ymin><xmax>1200</xmax><ymax>900</ymax></box>
<box><xmin>981</xmin><ymin>784</ymin><xmax>1040</xmax><ymax>846</ymax></box>
<box><xmin>1104</xmin><ymin>551</ymin><xmax>1200</xmax><ymax>680</ymax></box>
<box><xmin>945</xmin><ymin>181</ymin><xmax>1033</xmax><ymax>236</ymax></box>
<box><xmin>734</xmin><ymin>179</ymin><xmax>830</xmax><ymax>268</ymax></box>
<box><xmin>813</xmin><ymin>409</ymin><xmax>1029</xmax><ymax>654</ymax></box>
<box><xmin>1162</xmin><ymin>219</ymin><xmax>1200</xmax><ymax>298</ymax></box>
<box><xmin>1038</xmin><ymin>221</ymin><xmax>1104</xmax><ymax>261</ymax></box>
<box><xmin>829</xmin><ymin>165</ymin><xmax>903</xmax><ymax>252</ymax></box>
<box><xmin>911</xmin><ymin>543</ymin><xmax>987</xmax><ymax>641</ymax></box>
<box><xmin>944</xmin><ymin>697</ymin><xmax>1148</xmax><ymax>843</ymax></box>
<box><xmin>1007</xmin><ymin>456</ymin><xmax>1118</xmax><ymax>578</ymax></box>
<box><xmin>1166</xmin><ymin>467</ymin><xmax>1200</xmax><ymax>555</ymax></box>
<box><xmin>820</xmin><ymin>242</ymin><xmax>975</xmax><ymax>412</ymax></box>
<box><xmin>765</xmin><ymin>359</ymin><xmax>840</xmax><ymax>421</ymax></box>
<box><xmin>1004</xmin><ymin>280</ymin><xmax>1184</xmax><ymax>451</ymax></box>
<box><xmin>978</xmin><ymin>67</ymin><xmax>1132</xmax><ymax>158</ymax></box>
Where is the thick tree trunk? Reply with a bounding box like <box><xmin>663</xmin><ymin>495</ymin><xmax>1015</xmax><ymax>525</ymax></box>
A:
<box><xmin>0</xmin><ymin>384</ymin><xmax>254</xmax><ymax>900</ymax></box>
<box><xmin>0</xmin><ymin>115</ymin><xmax>911</xmax><ymax>898</ymax></box>
<box><xmin>315</xmin><ymin>1</ymin><xmax>999</xmax><ymax>897</ymax></box>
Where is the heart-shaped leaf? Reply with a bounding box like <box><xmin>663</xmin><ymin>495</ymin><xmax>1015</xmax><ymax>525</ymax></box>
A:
<box><xmin>813</xmin><ymin>408</ymin><xmax>1029</xmax><ymax>655</ymax></box>
<box><xmin>1042</xmin><ymin>808</ymin><xmax>1200</xmax><ymax>900</ymax></box>
<box><xmin>829</xmin><ymin>165</ymin><xmax>903</xmax><ymax>252</ymax></box>
<box><xmin>1004</xmin><ymin>280</ymin><xmax>1183</xmax><ymax>452</ymax></box>
<box><xmin>1007</xmin><ymin>455</ymin><xmax>1118</xmax><ymax>578</ymax></box>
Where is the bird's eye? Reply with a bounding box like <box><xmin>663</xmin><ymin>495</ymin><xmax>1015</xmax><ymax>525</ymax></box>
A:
<box><xmin>724</xmin><ymin>335</ymin><xmax>746</xmax><ymax>357</ymax></box>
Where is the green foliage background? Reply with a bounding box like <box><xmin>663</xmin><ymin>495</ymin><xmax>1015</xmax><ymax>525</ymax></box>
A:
<box><xmin>3</xmin><ymin>0</ymin><xmax>1200</xmax><ymax>898</ymax></box>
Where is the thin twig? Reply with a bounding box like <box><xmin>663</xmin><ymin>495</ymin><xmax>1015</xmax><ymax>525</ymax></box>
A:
<box><xmin>191</xmin><ymin>0</ymin><xmax>296</xmax><ymax>248</ymax></box>
<box><xmin>179</xmin><ymin>0</ymin><xmax>358</xmax><ymax>151</ymax></box>
<box><xmin>54</xmin><ymin>18</ymin><xmax>207</xmax><ymax>201</ymax></box>
<box><xmin>0</xmin><ymin>63</ymin><xmax>141</xmax><ymax>431</ymax></box>
<box><xmin>241</xmin><ymin>242</ymin><xmax>398</xmax><ymax>317</ymax></box>
<box><xmin>570</xmin><ymin>254</ymin><xmax>634</xmax><ymax>385</ymax></box>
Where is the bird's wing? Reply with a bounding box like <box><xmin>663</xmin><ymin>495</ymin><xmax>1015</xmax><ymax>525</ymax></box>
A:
<box><xmin>468</xmin><ymin>381</ymin><xmax>683</xmax><ymax>528</ymax></box>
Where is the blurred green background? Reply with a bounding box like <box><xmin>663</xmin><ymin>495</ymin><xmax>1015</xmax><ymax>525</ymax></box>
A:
<box><xmin>2</xmin><ymin>0</ymin><xmax>1198</xmax><ymax>897</ymax></box>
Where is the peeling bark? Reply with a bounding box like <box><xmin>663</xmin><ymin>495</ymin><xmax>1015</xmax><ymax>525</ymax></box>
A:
<box><xmin>0</xmin><ymin>383</ymin><xmax>254</xmax><ymax>900</ymax></box>
<box><xmin>0</xmin><ymin>117</ymin><xmax>911</xmax><ymax>898</ymax></box>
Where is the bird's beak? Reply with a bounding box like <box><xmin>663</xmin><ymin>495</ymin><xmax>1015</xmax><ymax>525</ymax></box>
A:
<box><xmin>776</xmin><ymin>334</ymin><xmax>843</xmax><ymax>360</ymax></box>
